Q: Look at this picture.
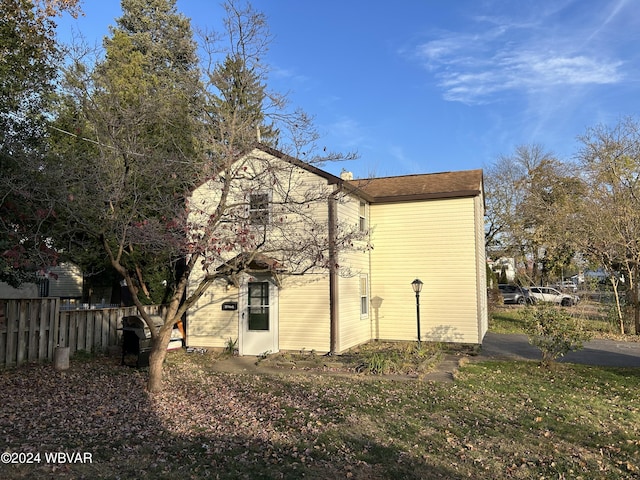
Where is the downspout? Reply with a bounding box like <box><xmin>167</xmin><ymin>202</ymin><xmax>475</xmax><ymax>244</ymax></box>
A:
<box><xmin>328</xmin><ymin>186</ymin><xmax>339</xmax><ymax>354</ymax></box>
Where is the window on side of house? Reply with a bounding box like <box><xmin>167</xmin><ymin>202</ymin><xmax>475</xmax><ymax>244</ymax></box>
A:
<box><xmin>249</xmin><ymin>192</ymin><xmax>270</xmax><ymax>225</ymax></box>
<box><xmin>360</xmin><ymin>274</ymin><xmax>369</xmax><ymax>317</ymax></box>
<box><xmin>359</xmin><ymin>201</ymin><xmax>367</xmax><ymax>232</ymax></box>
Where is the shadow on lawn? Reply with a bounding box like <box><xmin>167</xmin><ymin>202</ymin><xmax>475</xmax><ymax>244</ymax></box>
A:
<box><xmin>0</xmin><ymin>356</ymin><xmax>465</xmax><ymax>480</ymax></box>
<box><xmin>4</xmin><ymin>351</ymin><xmax>638</xmax><ymax>479</ymax></box>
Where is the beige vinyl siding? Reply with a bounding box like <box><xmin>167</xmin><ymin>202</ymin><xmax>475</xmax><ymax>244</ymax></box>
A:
<box><xmin>278</xmin><ymin>274</ymin><xmax>330</xmax><ymax>352</ymax></box>
<box><xmin>474</xmin><ymin>193</ymin><xmax>488</xmax><ymax>342</ymax></box>
<box><xmin>187</xmin><ymin>149</ymin><xmax>333</xmax><ymax>349</ymax></box>
<box><xmin>189</xmin><ymin>149</ymin><xmax>331</xmax><ymax>272</ymax></box>
<box><xmin>0</xmin><ymin>282</ymin><xmax>38</xmax><ymax>298</ymax></box>
<box><xmin>187</xmin><ymin>279</ymin><xmax>239</xmax><ymax>349</ymax></box>
<box><xmin>335</xmin><ymin>195</ymin><xmax>372</xmax><ymax>352</ymax></box>
<box><xmin>188</xmin><ymin>274</ymin><xmax>331</xmax><ymax>352</ymax></box>
<box><xmin>48</xmin><ymin>263</ymin><xmax>83</xmax><ymax>298</ymax></box>
<box><xmin>370</xmin><ymin>197</ymin><xmax>481</xmax><ymax>344</ymax></box>
<box><xmin>187</xmin><ymin>147</ymin><xmax>485</xmax><ymax>351</ymax></box>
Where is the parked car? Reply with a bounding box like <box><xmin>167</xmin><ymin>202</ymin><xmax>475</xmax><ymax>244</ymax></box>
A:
<box><xmin>498</xmin><ymin>284</ymin><xmax>531</xmax><ymax>305</ymax></box>
<box><xmin>554</xmin><ymin>281</ymin><xmax>578</xmax><ymax>293</ymax></box>
<box><xmin>528</xmin><ymin>286</ymin><xmax>579</xmax><ymax>306</ymax></box>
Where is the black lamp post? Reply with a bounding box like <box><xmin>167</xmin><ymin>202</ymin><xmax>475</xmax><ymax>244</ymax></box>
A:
<box><xmin>411</xmin><ymin>278</ymin><xmax>423</xmax><ymax>347</ymax></box>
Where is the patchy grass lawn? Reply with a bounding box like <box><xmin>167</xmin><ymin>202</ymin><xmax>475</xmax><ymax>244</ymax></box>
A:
<box><xmin>1</xmin><ymin>352</ymin><xmax>639</xmax><ymax>479</ymax></box>
<box><xmin>490</xmin><ymin>300</ymin><xmax>638</xmax><ymax>339</ymax></box>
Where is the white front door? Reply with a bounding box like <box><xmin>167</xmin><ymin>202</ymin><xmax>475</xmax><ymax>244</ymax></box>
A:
<box><xmin>240</xmin><ymin>280</ymin><xmax>279</xmax><ymax>356</ymax></box>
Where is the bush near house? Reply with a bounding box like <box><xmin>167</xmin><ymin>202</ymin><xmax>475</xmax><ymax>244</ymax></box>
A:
<box><xmin>521</xmin><ymin>303</ymin><xmax>592</xmax><ymax>367</ymax></box>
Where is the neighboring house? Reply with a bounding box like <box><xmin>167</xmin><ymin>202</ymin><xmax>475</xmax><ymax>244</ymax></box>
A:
<box><xmin>578</xmin><ymin>269</ymin><xmax>610</xmax><ymax>284</ymax></box>
<box><xmin>187</xmin><ymin>145</ymin><xmax>487</xmax><ymax>355</ymax></box>
<box><xmin>0</xmin><ymin>281</ymin><xmax>38</xmax><ymax>298</ymax></box>
<box><xmin>45</xmin><ymin>263</ymin><xmax>83</xmax><ymax>300</ymax></box>
<box><xmin>489</xmin><ymin>257</ymin><xmax>516</xmax><ymax>283</ymax></box>
<box><xmin>0</xmin><ymin>262</ymin><xmax>83</xmax><ymax>303</ymax></box>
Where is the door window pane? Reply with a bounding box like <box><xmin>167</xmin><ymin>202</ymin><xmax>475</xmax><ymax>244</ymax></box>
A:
<box><xmin>248</xmin><ymin>282</ymin><xmax>269</xmax><ymax>330</ymax></box>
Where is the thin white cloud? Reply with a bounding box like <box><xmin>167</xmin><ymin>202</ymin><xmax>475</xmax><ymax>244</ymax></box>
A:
<box><xmin>413</xmin><ymin>3</ymin><xmax>630</xmax><ymax>105</ymax></box>
<box><xmin>520</xmin><ymin>53</ymin><xmax>622</xmax><ymax>85</ymax></box>
<box><xmin>269</xmin><ymin>65</ymin><xmax>309</xmax><ymax>84</ymax></box>
<box><xmin>588</xmin><ymin>0</ymin><xmax>630</xmax><ymax>41</ymax></box>
<box><xmin>387</xmin><ymin>145</ymin><xmax>423</xmax><ymax>174</ymax></box>
<box><xmin>604</xmin><ymin>0</ymin><xmax>630</xmax><ymax>24</ymax></box>
<box><xmin>325</xmin><ymin>116</ymin><xmax>366</xmax><ymax>149</ymax></box>
<box><xmin>418</xmin><ymin>37</ymin><xmax>468</xmax><ymax>64</ymax></box>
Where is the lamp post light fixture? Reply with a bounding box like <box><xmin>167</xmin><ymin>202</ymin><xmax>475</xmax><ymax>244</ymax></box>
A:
<box><xmin>411</xmin><ymin>278</ymin><xmax>424</xmax><ymax>347</ymax></box>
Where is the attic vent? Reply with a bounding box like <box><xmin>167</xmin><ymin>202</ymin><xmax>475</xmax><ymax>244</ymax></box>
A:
<box><xmin>340</xmin><ymin>170</ymin><xmax>353</xmax><ymax>180</ymax></box>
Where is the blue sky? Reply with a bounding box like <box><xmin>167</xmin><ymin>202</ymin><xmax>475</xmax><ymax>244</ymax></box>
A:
<box><xmin>56</xmin><ymin>0</ymin><xmax>640</xmax><ymax>178</ymax></box>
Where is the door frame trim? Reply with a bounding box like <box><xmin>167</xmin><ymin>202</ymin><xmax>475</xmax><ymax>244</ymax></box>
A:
<box><xmin>238</xmin><ymin>275</ymin><xmax>279</xmax><ymax>356</ymax></box>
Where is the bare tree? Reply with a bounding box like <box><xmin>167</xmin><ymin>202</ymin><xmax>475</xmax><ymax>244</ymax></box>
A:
<box><xmin>49</xmin><ymin>0</ymin><xmax>360</xmax><ymax>392</ymax></box>
<box><xmin>574</xmin><ymin>117</ymin><xmax>640</xmax><ymax>334</ymax></box>
<box><xmin>485</xmin><ymin>144</ymin><xmax>581</xmax><ymax>285</ymax></box>
<box><xmin>484</xmin><ymin>153</ymin><xmax>527</xmax><ymax>255</ymax></box>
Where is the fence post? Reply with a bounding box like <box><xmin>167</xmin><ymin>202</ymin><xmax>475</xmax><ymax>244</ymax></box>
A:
<box><xmin>16</xmin><ymin>300</ymin><xmax>28</xmax><ymax>365</ymax></box>
<box><xmin>49</xmin><ymin>298</ymin><xmax>59</xmax><ymax>360</ymax></box>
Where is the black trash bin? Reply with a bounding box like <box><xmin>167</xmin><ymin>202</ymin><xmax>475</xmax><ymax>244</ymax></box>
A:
<box><xmin>121</xmin><ymin>316</ymin><xmax>153</xmax><ymax>367</ymax></box>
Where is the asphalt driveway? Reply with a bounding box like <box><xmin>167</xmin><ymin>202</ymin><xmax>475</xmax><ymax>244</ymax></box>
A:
<box><xmin>480</xmin><ymin>332</ymin><xmax>640</xmax><ymax>367</ymax></box>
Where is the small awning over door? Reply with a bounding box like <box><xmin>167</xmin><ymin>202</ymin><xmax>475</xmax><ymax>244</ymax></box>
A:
<box><xmin>217</xmin><ymin>252</ymin><xmax>285</xmax><ymax>275</ymax></box>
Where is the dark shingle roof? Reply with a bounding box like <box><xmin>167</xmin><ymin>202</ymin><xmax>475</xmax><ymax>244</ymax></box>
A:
<box><xmin>348</xmin><ymin>169</ymin><xmax>483</xmax><ymax>203</ymax></box>
<box><xmin>254</xmin><ymin>144</ymin><xmax>483</xmax><ymax>204</ymax></box>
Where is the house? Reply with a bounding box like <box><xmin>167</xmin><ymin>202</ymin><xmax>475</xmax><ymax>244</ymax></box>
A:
<box><xmin>187</xmin><ymin>145</ymin><xmax>487</xmax><ymax>355</ymax></box>
<box><xmin>45</xmin><ymin>263</ymin><xmax>83</xmax><ymax>300</ymax></box>
<box><xmin>489</xmin><ymin>257</ymin><xmax>516</xmax><ymax>283</ymax></box>
<box><xmin>0</xmin><ymin>262</ymin><xmax>83</xmax><ymax>304</ymax></box>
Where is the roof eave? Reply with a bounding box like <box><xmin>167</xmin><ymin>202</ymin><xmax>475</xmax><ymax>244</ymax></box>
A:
<box><xmin>256</xmin><ymin>144</ymin><xmax>376</xmax><ymax>201</ymax></box>
<box><xmin>255</xmin><ymin>144</ymin><xmax>342</xmax><ymax>185</ymax></box>
<box><xmin>370</xmin><ymin>189</ymin><xmax>482</xmax><ymax>204</ymax></box>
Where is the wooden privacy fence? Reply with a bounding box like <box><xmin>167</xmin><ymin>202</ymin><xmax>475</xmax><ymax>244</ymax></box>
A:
<box><xmin>0</xmin><ymin>298</ymin><xmax>162</xmax><ymax>367</ymax></box>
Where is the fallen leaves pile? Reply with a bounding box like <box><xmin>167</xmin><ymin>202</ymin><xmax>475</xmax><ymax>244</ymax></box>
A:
<box><xmin>0</xmin><ymin>353</ymin><xmax>638</xmax><ymax>479</ymax></box>
<box><xmin>0</xmin><ymin>356</ymin><xmax>381</xmax><ymax>479</ymax></box>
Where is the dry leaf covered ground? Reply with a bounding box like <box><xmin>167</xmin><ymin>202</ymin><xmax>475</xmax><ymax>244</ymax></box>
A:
<box><xmin>1</xmin><ymin>350</ymin><xmax>639</xmax><ymax>479</ymax></box>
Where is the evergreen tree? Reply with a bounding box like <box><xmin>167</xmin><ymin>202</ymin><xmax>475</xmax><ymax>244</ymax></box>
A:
<box><xmin>96</xmin><ymin>0</ymin><xmax>202</xmax><ymax>166</ymax></box>
<box><xmin>49</xmin><ymin>0</ymin><xmax>211</xmax><ymax>392</ymax></box>
<box><xmin>210</xmin><ymin>53</ymin><xmax>279</xmax><ymax>148</ymax></box>
<box><xmin>50</xmin><ymin>0</ymin><xmax>203</xmax><ymax>309</ymax></box>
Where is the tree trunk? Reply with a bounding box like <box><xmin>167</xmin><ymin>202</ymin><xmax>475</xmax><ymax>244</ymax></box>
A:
<box><xmin>147</xmin><ymin>326</ymin><xmax>173</xmax><ymax>393</ymax></box>
<box><xmin>635</xmin><ymin>266</ymin><xmax>640</xmax><ymax>335</ymax></box>
<box><xmin>636</xmin><ymin>307</ymin><xmax>640</xmax><ymax>335</ymax></box>
<box><xmin>610</xmin><ymin>277</ymin><xmax>625</xmax><ymax>335</ymax></box>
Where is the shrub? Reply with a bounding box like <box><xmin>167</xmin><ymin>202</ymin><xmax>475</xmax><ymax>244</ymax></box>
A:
<box><xmin>363</xmin><ymin>352</ymin><xmax>394</xmax><ymax>375</ymax></box>
<box><xmin>224</xmin><ymin>337</ymin><xmax>238</xmax><ymax>356</ymax></box>
<box><xmin>521</xmin><ymin>303</ymin><xmax>592</xmax><ymax>367</ymax></box>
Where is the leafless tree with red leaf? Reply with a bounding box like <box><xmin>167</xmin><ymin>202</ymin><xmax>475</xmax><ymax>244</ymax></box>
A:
<box><xmin>47</xmin><ymin>0</ymin><xmax>361</xmax><ymax>392</ymax></box>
